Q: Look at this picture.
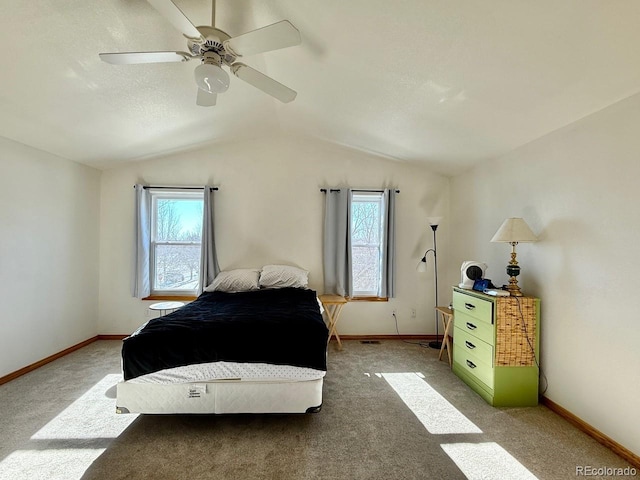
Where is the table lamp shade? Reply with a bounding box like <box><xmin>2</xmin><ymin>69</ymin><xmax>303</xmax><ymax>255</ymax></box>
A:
<box><xmin>491</xmin><ymin>218</ymin><xmax>537</xmax><ymax>243</ymax></box>
<box><xmin>491</xmin><ymin>217</ymin><xmax>537</xmax><ymax>296</ymax></box>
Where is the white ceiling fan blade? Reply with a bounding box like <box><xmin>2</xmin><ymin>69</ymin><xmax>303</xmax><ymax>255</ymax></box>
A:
<box><xmin>147</xmin><ymin>0</ymin><xmax>204</xmax><ymax>41</ymax></box>
<box><xmin>231</xmin><ymin>63</ymin><xmax>297</xmax><ymax>103</ymax></box>
<box><xmin>99</xmin><ymin>52</ymin><xmax>193</xmax><ymax>65</ymax></box>
<box><xmin>223</xmin><ymin>20</ymin><xmax>301</xmax><ymax>57</ymax></box>
<box><xmin>196</xmin><ymin>89</ymin><xmax>217</xmax><ymax>107</ymax></box>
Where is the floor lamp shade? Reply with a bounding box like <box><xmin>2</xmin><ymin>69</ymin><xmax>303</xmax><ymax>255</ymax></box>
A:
<box><xmin>427</xmin><ymin>216</ymin><xmax>443</xmax><ymax>228</ymax></box>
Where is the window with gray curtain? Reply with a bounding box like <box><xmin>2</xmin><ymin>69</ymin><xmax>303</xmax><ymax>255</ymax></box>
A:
<box><xmin>323</xmin><ymin>188</ymin><xmax>396</xmax><ymax>298</ymax></box>
<box><xmin>133</xmin><ymin>185</ymin><xmax>219</xmax><ymax>298</ymax></box>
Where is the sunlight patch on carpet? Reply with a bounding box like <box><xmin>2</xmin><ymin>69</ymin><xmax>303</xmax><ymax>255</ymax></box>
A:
<box><xmin>381</xmin><ymin>372</ymin><xmax>482</xmax><ymax>434</ymax></box>
<box><xmin>0</xmin><ymin>374</ymin><xmax>137</xmax><ymax>480</ymax></box>
<box><xmin>441</xmin><ymin>442</ymin><xmax>539</xmax><ymax>480</ymax></box>
<box><xmin>31</xmin><ymin>374</ymin><xmax>137</xmax><ymax>440</ymax></box>
<box><xmin>0</xmin><ymin>449</ymin><xmax>106</xmax><ymax>480</ymax></box>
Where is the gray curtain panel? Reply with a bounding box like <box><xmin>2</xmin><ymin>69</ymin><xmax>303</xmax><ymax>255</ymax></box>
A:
<box><xmin>199</xmin><ymin>186</ymin><xmax>220</xmax><ymax>294</ymax></box>
<box><xmin>380</xmin><ymin>189</ymin><xmax>396</xmax><ymax>298</ymax></box>
<box><xmin>133</xmin><ymin>184</ymin><xmax>151</xmax><ymax>298</ymax></box>
<box><xmin>323</xmin><ymin>188</ymin><xmax>352</xmax><ymax>297</ymax></box>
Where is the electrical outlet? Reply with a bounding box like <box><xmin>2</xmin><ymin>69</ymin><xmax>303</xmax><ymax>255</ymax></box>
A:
<box><xmin>392</xmin><ymin>309</ymin><xmax>397</xmax><ymax>317</ymax></box>
<box><xmin>411</xmin><ymin>308</ymin><xmax>416</xmax><ymax>318</ymax></box>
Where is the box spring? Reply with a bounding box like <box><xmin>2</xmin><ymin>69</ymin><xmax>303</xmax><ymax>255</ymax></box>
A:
<box><xmin>116</xmin><ymin>378</ymin><xmax>323</xmax><ymax>414</ymax></box>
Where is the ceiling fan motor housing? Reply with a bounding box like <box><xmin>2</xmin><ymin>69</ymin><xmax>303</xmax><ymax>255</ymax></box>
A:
<box><xmin>189</xmin><ymin>26</ymin><xmax>235</xmax><ymax>64</ymax></box>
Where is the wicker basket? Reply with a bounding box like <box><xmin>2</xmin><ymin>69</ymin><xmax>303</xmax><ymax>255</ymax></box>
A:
<box><xmin>495</xmin><ymin>297</ymin><xmax>537</xmax><ymax>366</ymax></box>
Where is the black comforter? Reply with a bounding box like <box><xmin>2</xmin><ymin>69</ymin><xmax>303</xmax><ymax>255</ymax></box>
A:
<box><xmin>122</xmin><ymin>288</ymin><xmax>329</xmax><ymax>380</ymax></box>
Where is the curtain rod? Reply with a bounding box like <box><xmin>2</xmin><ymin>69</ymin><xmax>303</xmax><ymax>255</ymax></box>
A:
<box><xmin>133</xmin><ymin>185</ymin><xmax>218</xmax><ymax>191</ymax></box>
<box><xmin>320</xmin><ymin>188</ymin><xmax>400</xmax><ymax>193</ymax></box>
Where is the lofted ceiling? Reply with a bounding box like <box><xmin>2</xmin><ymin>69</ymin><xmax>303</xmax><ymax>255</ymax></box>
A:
<box><xmin>1</xmin><ymin>1</ymin><xmax>640</xmax><ymax>175</ymax></box>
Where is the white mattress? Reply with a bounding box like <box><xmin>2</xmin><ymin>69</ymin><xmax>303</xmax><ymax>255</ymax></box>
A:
<box><xmin>128</xmin><ymin>361</ymin><xmax>326</xmax><ymax>384</ymax></box>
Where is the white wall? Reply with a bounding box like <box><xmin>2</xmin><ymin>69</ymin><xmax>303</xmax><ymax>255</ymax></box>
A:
<box><xmin>98</xmin><ymin>135</ymin><xmax>450</xmax><ymax>337</ymax></box>
<box><xmin>0</xmin><ymin>137</ymin><xmax>101</xmax><ymax>378</ymax></box>
<box><xmin>450</xmin><ymin>94</ymin><xmax>640</xmax><ymax>456</ymax></box>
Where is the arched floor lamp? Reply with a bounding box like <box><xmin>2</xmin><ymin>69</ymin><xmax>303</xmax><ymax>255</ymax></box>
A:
<box><xmin>417</xmin><ymin>217</ymin><xmax>442</xmax><ymax>349</ymax></box>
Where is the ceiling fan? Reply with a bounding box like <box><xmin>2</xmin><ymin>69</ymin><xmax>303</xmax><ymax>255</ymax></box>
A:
<box><xmin>99</xmin><ymin>0</ymin><xmax>301</xmax><ymax>106</ymax></box>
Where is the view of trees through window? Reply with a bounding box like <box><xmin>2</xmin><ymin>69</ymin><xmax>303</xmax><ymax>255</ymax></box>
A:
<box><xmin>351</xmin><ymin>193</ymin><xmax>383</xmax><ymax>296</ymax></box>
<box><xmin>153</xmin><ymin>196</ymin><xmax>203</xmax><ymax>292</ymax></box>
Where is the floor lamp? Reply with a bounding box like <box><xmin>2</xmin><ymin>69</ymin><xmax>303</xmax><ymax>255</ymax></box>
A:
<box><xmin>417</xmin><ymin>217</ymin><xmax>442</xmax><ymax>349</ymax></box>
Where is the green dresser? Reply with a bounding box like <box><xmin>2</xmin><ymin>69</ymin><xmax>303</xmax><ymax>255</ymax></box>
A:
<box><xmin>452</xmin><ymin>287</ymin><xmax>540</xmax><ymax>407</ymax></box>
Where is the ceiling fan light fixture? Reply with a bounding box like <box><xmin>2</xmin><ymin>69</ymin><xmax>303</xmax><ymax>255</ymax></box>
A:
<box><xmin>194</xmin><ymin>61</ymin><xmax>229</xmax><ymax>93</ymax></box>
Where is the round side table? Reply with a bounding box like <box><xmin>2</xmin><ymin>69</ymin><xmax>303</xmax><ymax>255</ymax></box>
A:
<box><xmin>148</xmin><ymin>301</ymin><xmax>184</xmax><ymax>317</ymax></box>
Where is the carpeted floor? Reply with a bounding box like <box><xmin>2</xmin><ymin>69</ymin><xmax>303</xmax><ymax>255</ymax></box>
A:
<box><xmin>0</xmin><ymin>340</ymin><xmax>635</xmax><ymax>479</ymax></box>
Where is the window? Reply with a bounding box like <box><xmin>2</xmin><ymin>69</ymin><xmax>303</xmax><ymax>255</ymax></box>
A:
<box><xmin>322</xmin><ymin>187</ymin><xmax>395</xmax><ymax>299</ymax></box>
<box><xmin>150</xmin><ymin>190</ymin><xmax>203</xmax><ymax>295</ymax></box>
<box><xmin>351</xmin><ymin>191</ymin><xmax>385</xmax><ymax>297</ymax></box>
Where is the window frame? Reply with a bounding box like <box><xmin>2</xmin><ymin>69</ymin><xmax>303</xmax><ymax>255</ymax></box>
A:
<box><xmin>350</xmin><ymin>191</ymin><xmax>386</xmax><ymax>298</ymax></box>
<box><xmin>149</xmin><ymin>189</ymin><xmax>204</xmax><ymax>297</ymax></box>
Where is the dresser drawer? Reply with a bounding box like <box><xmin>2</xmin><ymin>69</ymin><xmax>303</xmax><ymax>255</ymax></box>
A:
<box><xmin>454</xmin><ymin>310</ymin><xmax>494</xmax><ymax>345</ymax></box>
<box><xmin>453</xmin><ymin>291</ymin><xmax>493</xmax><ymax>325</ymax></box>
<box><xmin>453</xmin><ymin>343</ymin><xmax>494</xmax><ymax>389</ymax></box>
<box><xmin>454</xmin><ymin>325</ymin><xmax>493</xmax><ymax>366</ymax></box>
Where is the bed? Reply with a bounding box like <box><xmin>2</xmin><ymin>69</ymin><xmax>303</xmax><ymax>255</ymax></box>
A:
<box><xmin>116</xmin><ymin>284</ymin><xmax>329</xmax><ymax>415</ymax></box>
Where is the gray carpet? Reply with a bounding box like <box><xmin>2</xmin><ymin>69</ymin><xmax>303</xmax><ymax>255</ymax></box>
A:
<box><xmin>0</xmin><ymin>340</ymin><xmax>635</xmax><ymax>479</ymax></box>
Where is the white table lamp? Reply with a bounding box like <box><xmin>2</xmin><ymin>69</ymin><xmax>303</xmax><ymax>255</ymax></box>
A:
<box><xmin>490</xmin><ymin>217</ymin><xmax>537</xmax><ymax>296</ymax></box>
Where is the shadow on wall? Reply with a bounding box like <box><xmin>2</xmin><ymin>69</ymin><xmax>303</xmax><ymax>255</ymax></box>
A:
<box><xmin>528</xmin><ymin>216</ymin><xmax>595</xmax><ymax>304</ymax></box>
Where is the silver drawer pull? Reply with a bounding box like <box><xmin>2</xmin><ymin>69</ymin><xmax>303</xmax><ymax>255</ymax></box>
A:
<box><xmin>466</xmin><ymin>322</ymin><xmax>477</xmax><ymax>330</ymax></box>
<box><xmin>465</xmin><ymin>340</ymin><xmax>476</xmax><ymax>349</ymax></box>
<box><xmin>464</xmin><ymin>303</ymin><xmax>476</xmax><ymax>310</ymax></box>
<box><xmin>466</xmin><ymin>359</ymin><xmax>477</xmax><ymax>369</ymax></box>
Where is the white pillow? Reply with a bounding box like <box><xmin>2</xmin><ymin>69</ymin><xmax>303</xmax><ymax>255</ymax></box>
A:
<box><xmin>204</xmin><ymin>269</ymin><xmax>261</xmax><ymax>293</ymax></box>
<box><xmin>259</xmin><ymin>264</ymin><xmax>309</xmax><ymax>289</ymax></box>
